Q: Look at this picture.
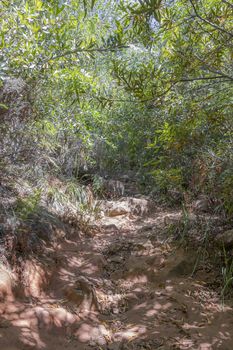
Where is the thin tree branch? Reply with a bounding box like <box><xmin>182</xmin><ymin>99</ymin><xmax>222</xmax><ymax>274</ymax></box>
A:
<box><xmin>190</xmin><ymin>79</ymin><xmax>233</xmax><ymax>92</ymax></box>
<box><xmin>189</xmin><ymin>0</ymin><xmax>233</xmax><ymax>38</ymax></box>
<box><xmin>175</xmin><ymin>47</ymin><xmax>233</xmax><ymax>82</ymax></box>
<box><xmin>93</xmin><ymin>83</ymin><xmax>176</xmax><ymax>105</ymax></box>
<box><xmin>202</xmin><ymin>67</ymin><xmax>233</xmax><ymax>81</ymax></box>
<box><xmin>91</xmin><ymin>75</ymin><xmax>232</xmax><ymax>106</ymax></box>
<box><xmin>175</xmin><ymin>76</ymin><xmax>232</xmax><ymax>83</ymax></box>
<box><xmin>96</xmin><ymin>97</ymin><xmax>140</xmax><ymax>103</ymax></box>
<box><xmin>50</xmin><ymin>45</ymin><xmax>129</xmax><ymax>61</ymax></box>
<box><xmin>192</xmin><ymin>53</ymin><xmax>233</xmax><ymax>81</ymax></box>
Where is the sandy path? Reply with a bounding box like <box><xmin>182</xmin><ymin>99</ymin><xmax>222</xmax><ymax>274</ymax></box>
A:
<box><xmin>0</xmin><ymin>204</ymin><xmax>232</xmax><ymax>350</ymax></box>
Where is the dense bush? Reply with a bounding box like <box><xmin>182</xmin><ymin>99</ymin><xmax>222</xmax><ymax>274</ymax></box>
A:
<box><xmin>0</xmin><ymin>0</ymin><xmax>232</xmax><ymax>216</ymax></box>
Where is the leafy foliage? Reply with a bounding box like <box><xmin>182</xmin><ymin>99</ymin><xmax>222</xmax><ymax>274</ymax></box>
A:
<box><xmin>0</xmin><ymin>0</ymin><xmax>233</xmax><ymax>216</ymax></box>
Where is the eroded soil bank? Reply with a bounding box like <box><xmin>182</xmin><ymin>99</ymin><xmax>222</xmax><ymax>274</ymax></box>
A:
<box><xmin>0</xmin><ymin>197</ymin><xmax>232</xmax><ymax>350</ymax></box>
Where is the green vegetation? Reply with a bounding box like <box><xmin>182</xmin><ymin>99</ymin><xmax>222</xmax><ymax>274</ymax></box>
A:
<box><xmin>2</xmin><ymin>0</ymin><xmax>232</xmax><ymax>213</ymax></box>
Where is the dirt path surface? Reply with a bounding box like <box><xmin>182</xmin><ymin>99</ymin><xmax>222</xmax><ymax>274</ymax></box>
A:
<box><xmin>0</xmin><ymin>198</ymin><xmax>233</xmax><ymax>350</ymax></box>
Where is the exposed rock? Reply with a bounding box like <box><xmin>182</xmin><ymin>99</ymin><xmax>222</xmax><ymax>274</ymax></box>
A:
<box><xmin>102</xmin><ymin>223</ymin><xmax>119</xmax><ymax>232</ymax></box>
<box><xmin>192</xmin><ymin>196</ymin><xmax>210</xmax><ymax>213</ymax></box>
<box><xmin>215</xmin><ymin>229</ymin><xmax>233</xmax><ymax>249</ymax></box>
<box><xmin>128</xmin><ymin>197</ymin><xmax>154</xmax><ymax>216</ymax></box>
<box><xmin>107</xmin><ymin>205</ymin><xmax>129</xmax><ymax>217</ymax></box>
<box><xmin>101</xmin><ymin>200</ymin><xmax>130</xmax><ymax>217</ymax></box>
<box><xmin>101</xmin><ymin>197</ymin><xmax>154</xmax><ymax>217</ymax></box>
<box><xmin>109</xmin><ymin>255</ymin><xmax>123</xmax><ymax>263</ymax></box>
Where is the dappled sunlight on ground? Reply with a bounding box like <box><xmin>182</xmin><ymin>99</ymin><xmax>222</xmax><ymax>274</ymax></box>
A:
<box><xmin>0</xmin><ymin>205</ymin><xmax>233</xmax><ymax>349</ymax></box>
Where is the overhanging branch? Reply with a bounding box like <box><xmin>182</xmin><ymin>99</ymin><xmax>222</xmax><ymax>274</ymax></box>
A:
<box><xmin>50</xmin><ymin>45</ymin><xmax>129</xmax><ymax>61</ymax></box>
<box><xmin>175</xmin><ymin>76</ymin><xmax>233</xmax><ymax>83</ymax></box>
<box><xmin>189</xmin><ymin>0</ymin><xmax>233</xmax><ymax>38</ymax></box>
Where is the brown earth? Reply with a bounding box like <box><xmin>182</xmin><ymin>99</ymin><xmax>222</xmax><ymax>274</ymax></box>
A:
<box><xmin>0</xmin><ymin>199</ymin><xmax>232</xmax><ymax>350</ymax></box>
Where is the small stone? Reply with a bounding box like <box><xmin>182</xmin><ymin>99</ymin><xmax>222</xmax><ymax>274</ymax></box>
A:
<box><xmin>215</xmin><ymin>229</ymin><xmax>233</xmax><ymax>249</ymax></box>
<box><xmin>102</xmin><ymin>224</ymin><xmax>119</xmax><ymax>232</ymax></box>
<box><xmin>110</xmin><ymin>256</ymin><xmax>122</xmax><ymax>263</ymax></box>
<box><xmin>192</xmin><ymin>196</ymin><xmax>210</xmax><ymax>212</ymax></box>
<box><xmin>107</xmin><ymin>206</ymin><xmax>129</xmax><ymax>217</ymax></box>
<box><xmin>112</xmin><ymin>307</ymin><xmax>119</xmax><ymax>314</ymax></box>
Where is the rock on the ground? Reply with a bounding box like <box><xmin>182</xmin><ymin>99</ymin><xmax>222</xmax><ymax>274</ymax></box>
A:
<box><xmin>215</xmin><ymin>229</ymin><xmax>233</xmax><ymax>249</ymax></box>
<box><xmin>192</xmin><ymin>196</ymin><xmax>210</xmax><ymax>213</ymax></box>
<box><xmin>109</xmin><ymin>255</ymin><xmax>123</xmax><ymax>263</ymax></box>
<box><xmin>127</xmin><ymin>197</ymin><xmax>154</xmax><ymax>216</ymax></box>
<box><xmin>101</xmin><ymin>196</ymin><xmax>154</xmax><ymax>217</ymax></box>
<box><xmin>101</xmin><ymin>223</ymin><xmax>119</xmax><ymax>232</ymax></box>
<box><xmin>107</xmin><ymin>204</ymin><xmax>129</xmax><ymax>217</ymax></box>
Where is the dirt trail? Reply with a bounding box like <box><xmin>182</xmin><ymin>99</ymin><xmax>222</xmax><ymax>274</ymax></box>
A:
<box><xmin>0</xmin><ymin>197</ymin><xmax>233</xmax><ymax>350</ymax></box>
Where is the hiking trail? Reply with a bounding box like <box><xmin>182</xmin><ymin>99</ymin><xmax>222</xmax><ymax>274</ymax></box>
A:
<box><xmin>0</xmin><ymin>190</ymin><xmax>232</xmax><ymax>350</ymax></box>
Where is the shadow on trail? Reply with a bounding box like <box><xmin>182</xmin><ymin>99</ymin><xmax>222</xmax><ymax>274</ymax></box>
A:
<box><xmin>0</xmin><ymin>207</ymin><xmax>232</xmax><ymax>350</ymax></box>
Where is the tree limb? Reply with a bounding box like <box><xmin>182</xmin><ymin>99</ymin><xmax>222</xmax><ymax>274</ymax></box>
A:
<box><xmin>50</xmin><ymin>45</ymin><xmax>129</xmax><ymax>61</ymax></box>
<box><xmin>192</xmin><ymin>53</ymin><xmax>233</xmax><ymax>81</ymax></box>
<box><xmin>176</xmin><ymin>76</ymin><xmax>232</xmax><ymax>82</ymax></box>
<box><xmin>189</xmin><ymin>0</ymin><xmax>233</xmax><ymax>38</ymax></box>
